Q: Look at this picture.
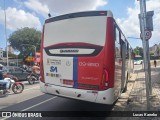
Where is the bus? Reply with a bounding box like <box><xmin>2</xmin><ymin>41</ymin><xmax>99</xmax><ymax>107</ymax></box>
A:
<box><xmin>40</xmin><ymin>11</ymin><xmax>134</xmax><ymax>105</ymax></box>
<box><xmin>134</xmin><ymin>55</ymin><xmax>143</xmax><ymax>65</ymax></box>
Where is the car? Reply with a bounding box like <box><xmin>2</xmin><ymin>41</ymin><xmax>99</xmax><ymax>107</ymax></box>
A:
<box><xmin>3</xmin><ymin>66</ymin><xmax>29</xmax><ymax>81</ymax></box>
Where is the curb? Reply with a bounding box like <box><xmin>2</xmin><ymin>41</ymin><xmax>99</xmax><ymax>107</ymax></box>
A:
<box><xmin>112</xmin><ymin>73</ymin><xmax>138</xmax><ymax>111</ymax></box>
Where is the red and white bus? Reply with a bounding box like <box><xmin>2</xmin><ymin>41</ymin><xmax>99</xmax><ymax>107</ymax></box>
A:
<box><xmin>40</xmin><ymin>11</ymin><xmax>134</xmax><ymax>104</ymax></box>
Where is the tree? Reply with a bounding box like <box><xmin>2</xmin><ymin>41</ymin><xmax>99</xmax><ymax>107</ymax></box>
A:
<box><xmin>138</xmin><ymin>47</ymin><xmax>143</xmax><ymax>57</ymax></box>
<box><xmin>8</xmin><ymin>27</ymin><xmax>42</xmax><ymax>55</ymax></box>
<box><xmin>134</xmin><ymin>49</ymin><xmax>139</xmax><ymax>55</ymax></box>
<box><xmin>150</xmin><ymin>52</ymin><xmax>154</xmax><ymax>56</ymax></box>
<box><xmin>134</xmin><ymin>46</ymin><xmax>143</xmax><ymax>57</ymax></box>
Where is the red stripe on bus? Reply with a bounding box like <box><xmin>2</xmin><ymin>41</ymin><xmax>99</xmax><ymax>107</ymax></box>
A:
<box><xmin>104</xmin><ymin>17</ymin><xmax>115</xmax><ymax>88</ymax></box>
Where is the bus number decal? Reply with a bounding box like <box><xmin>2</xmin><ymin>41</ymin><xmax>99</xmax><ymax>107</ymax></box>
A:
<box><xmin>46</xmin><ymin>73</ymin><xmax>61</xmax><ymax>77</ymax></box>
<box><xmin>50</xmin><ymin>66</ymin><xmax>58</xmax><ymax>73</ymax></box>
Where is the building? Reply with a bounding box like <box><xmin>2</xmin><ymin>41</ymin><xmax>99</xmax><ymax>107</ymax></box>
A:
<box><xmin>0</xmin><ymin>48</ymin><xmax>3</xmax><ymax>59</ymax></box>
<box><xmin>154</xmin><ymin>44</ymin><xmax>160</xmax><ymax>57</ymax></box>
<box><xmin>5</xmin><ymin>45</ymin><xmax>14</xmax><ymax>54</ymax></box>
<box><xmin>149</xmin><ymin>43</ymin><xmax>160</xmax><ymax>59</ymax></box>
<box><xmin>149</xmin><ymin>46</ymin><xmax>155</xmax><ymax>53</ymax></box>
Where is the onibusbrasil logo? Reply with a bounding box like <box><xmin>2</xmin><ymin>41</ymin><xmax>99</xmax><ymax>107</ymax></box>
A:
<box><xmin>1</xmin><ymin>112</ymin><xmax>42</xmax><ymax>118</ymax></box>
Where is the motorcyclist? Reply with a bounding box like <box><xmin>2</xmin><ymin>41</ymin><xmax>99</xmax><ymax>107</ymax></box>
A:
<box><xmin>32</xmin><ymin>63</ymin><xmax>40</xmax><ymax>75</ymax></box>
<box><xmin>0</xmin><ymin>72</ymin><xmax>11</xmax><ymax>92</ymax></box>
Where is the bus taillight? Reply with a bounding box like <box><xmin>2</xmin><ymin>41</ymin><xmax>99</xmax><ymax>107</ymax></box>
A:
<box><xmin>102</xmin><ymin>69</ymin><xmax>109</xmax><ymax>89</ymax></box>
<box><xmin>104</xmin><ymin>69</ymin><xmax>109</xmax><ymax>82</ymax></box>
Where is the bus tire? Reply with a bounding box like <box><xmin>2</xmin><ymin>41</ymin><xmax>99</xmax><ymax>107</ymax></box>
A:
<box><xmin>122</xmin><ymin>73</ymin><xmax>128</xmax><ymax>93</ymax></box>
<box><xmin>123</xmin><ymin>83</ymin><xmax>127</xmax><ymax>93</ymax></box>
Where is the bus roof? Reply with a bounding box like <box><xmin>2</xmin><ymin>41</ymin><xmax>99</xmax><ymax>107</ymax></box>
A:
<box><xmin>45</xmin><ymin>11</ymin><xmax>113</xmax><ymax>23</ymax></box>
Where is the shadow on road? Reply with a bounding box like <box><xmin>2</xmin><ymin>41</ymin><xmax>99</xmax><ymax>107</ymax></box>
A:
<box><xmin>23</xmin><ymin>82</ymin><xmax>40</xmax><ymax>86</ymax></box>
<box><xmin>47</xmin><ymin>96</ymin><xmax>114</xmax><ymax>112</ymax></box>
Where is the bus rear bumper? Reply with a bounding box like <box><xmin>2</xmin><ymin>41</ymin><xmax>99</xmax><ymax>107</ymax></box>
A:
<box><xmin>40</xmin><ymin>81</ymin><xmax>115</xmax><ymax>105</ymax></box>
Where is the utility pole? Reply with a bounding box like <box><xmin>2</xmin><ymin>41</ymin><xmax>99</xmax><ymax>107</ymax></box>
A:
<box><xmin>4</xmin><ymin>0</ymin><xmax>8</xmax><ymax>67</ymax></box>
<box><xmin>147</xmin><ymin>41</ymin><xmax>152</xmax><ymax>95</ymax></box>
<box><xmin>142</xmin><ymin>1</ymin><xmax>152</xmax><ymax>96</ymax></box>
<box><xmin>139</xmin><ymin>0</ymin><xmax>150</xmax><ymax>110</ymax></box>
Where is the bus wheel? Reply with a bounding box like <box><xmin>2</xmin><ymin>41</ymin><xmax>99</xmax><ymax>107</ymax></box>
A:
<box><xmin>123</xmin><ymin>83</ymin><xmax>127</xmax><ymax>93</ymax></box>
<box><xmin>122</xmin><ymin>73</ymin><xmax>128</xmax><ymax>93</ymax></box>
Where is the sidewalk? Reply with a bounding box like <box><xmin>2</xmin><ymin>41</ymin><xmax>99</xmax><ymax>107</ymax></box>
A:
<box><xmin>125</xmin><ymin>65</ymin><xmax>160</xmax><ymax>112</ymax></box>
<box><xmin>112</xmin><ymin>63</ymin><xmax>160</xmax><ymax>119</ymax></box>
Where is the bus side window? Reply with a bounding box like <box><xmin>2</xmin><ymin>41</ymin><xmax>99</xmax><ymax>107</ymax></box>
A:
<box><xmin>114</xmin><ymin>26</ymin><xmax>121</xmax><ymax>58</ymax></box>
<box><xmin>120</xmin><ymin>33</ymin><xmax>125</xmax><ymax>57</ymax></box>
<box><xmin>126</xmin><ymin>42</ymin><xmax>129</xmax><ymax>59</ymax></box>
<box><xmin>129</xmin><ymin>46</ymin><xmax>132</xmax><ymax>60</ymax></box>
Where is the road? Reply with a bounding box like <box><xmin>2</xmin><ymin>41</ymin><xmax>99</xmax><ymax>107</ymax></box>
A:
<box><xmin>0</xmin><ymin>82</ymin><xmax>114</xmax><ymax>119</ymax></box>
<box><xmin>0</xmin><ymin>79</ymin><xmax>114</xmax><ymax>119</ymax></box>
<box><xmin>0</xmin><ymin>81</ymin><xmax>42</xmax><ymax>109</ymax></box>
<box><xmin>1</xmin><ymin>98</ymin><xmax>114</xmax><ymax>120</ymax></box>
<box><xmin>1</xmin><ymin>94</ymin><xmax>113</xmax><ymax>114</ymax></box>
<box><xmin>0</xmin><ymin>65</ymin><xmax>142</xmax><ymax>119</ymax></box>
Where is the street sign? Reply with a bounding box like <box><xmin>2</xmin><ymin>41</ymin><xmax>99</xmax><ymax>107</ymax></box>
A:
<box><xmin>140</xmin><ymin>30</ymin><xmax>152</xmax><ymax>40</ymax></box>
<box><xmin>139</xmin><ymin>11</ymin><xmax>154</xmax><ymax>32</ymax></box>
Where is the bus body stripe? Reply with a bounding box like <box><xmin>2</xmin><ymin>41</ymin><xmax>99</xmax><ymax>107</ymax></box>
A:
<box><xmin>73</xmin><ymin>57</ymin><xmax>78</xmax><ymax>88</ymax></box>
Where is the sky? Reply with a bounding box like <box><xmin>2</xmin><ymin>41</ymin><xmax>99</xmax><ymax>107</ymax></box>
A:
<box><xmin>0</xmin><ymin>0</ymin><xmax>160</xmax><ymax>51</ymax></box>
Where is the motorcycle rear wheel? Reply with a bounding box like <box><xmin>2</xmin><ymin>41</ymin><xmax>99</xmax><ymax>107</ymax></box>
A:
<box><xmin>12</xmin><ymin>83</ymin><xmax>24</xmax><ymax>94</ymax></box>
<box><xmin>28</xmin><ymin>76</ymin><xmax>36</xmax><ymax>85</ymax></box>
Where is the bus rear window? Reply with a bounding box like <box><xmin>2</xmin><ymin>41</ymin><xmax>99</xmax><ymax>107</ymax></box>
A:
<box><xmin>44</xmin><ymin>16</ymin><xmax>107</xmax><ymax>47</ymax></box>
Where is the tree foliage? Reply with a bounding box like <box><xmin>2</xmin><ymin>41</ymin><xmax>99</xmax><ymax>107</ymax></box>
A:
<box><xmin>8</xmin><ymin>27</ymin><xmax>42</xmax><ymax>55</ymax></box>
<box><xmin>134</xmin><ymin>46</ymin><xmax>143</xmax><ymax>56</ymax></box>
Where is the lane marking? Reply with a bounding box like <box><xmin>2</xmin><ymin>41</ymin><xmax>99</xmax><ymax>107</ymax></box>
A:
<box><xmin>1</xmin><ymin>96</ymin><xmax>57</xmax><ymax>120</ymax></box>
<box><xmin>21</xmin><ymin>96</ymin><xmax>57</xmax><ymax>111</ymax></box>
<box><xmin>24</xmin><ymin>86</ymin><xmax>40</xmax><ymax>91</ymax></box>
<box><xmin>0</xmin><ymin>86</ymin><xmax>43</xmax><ymax>111</ymax></box>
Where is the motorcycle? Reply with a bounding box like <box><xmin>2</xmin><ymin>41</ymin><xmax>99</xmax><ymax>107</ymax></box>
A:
<box><xmin>26</xmin><ymin>72</ymin><xmax>39</xmax><ymax>85</ymax></box>
<box><xmin>0</xmin><ymin>78</ymin><xmax>24</xmax><ymax>97</ymax></box>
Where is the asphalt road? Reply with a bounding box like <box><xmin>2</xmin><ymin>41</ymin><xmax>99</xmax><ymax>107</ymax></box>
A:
<box><xmin>1</xmin><ymin>93</ymin><xmax>113</xmax><ymax>111</ymax></box>
<box><xmin>0</xmin><ymin>87</ymin><xmax>113</xmax><ymax>120</ymax></box>
<box><xmin>0</xmin><ymin>81</ymin><xmax>42</xmax><ymax>109</ymax></box>
<box><xmin>0</xmin><ymin>65</ymin><xmax>142</xmax><ymax>119</ymax></box>
<box><xmin>0</xmin><ymin>81</ymin><xmax>113</xmax><ymax>120</ymax></box>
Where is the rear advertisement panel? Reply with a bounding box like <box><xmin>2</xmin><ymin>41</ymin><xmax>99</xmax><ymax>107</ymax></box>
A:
<box><xmin>43</xmin><ymin>54</ymin><xmax>103</xmax><ymax>89</ymax></box>
<box><xmin>78</xmin><ymin>58</ymin><xmax>103</xmax><ymax>88</ymax></box>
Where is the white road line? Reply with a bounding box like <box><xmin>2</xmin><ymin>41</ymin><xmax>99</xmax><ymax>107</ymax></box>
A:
<box><xmin>1</xmin><ymin>96</ymin><xmax>57</xmax><ymax>120</ymax></box>
<box><xmin>24</xmin><ymin>86</ymin><xmax>40</xmax><ymax>91</ymax></box>
<box><xmin>21</xmin><ymin>96</ymin><xmax>57</xmax><ymax>111</ymax></box>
